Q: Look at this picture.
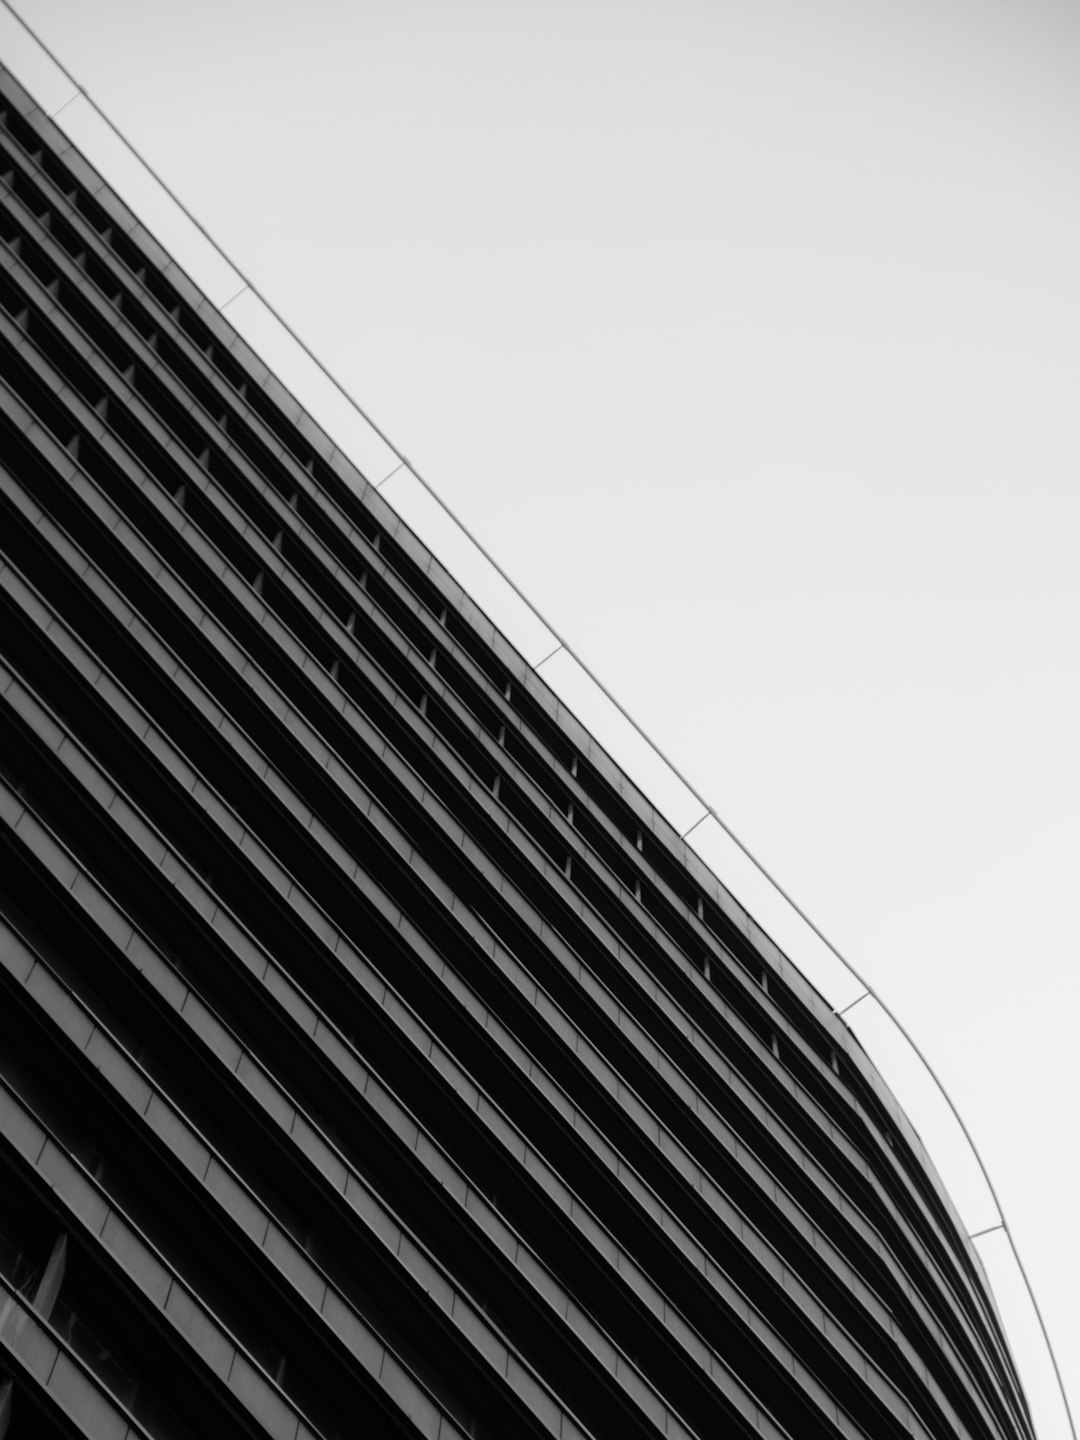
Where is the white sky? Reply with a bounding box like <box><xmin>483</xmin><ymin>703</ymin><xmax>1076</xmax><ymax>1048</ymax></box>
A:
<box><xmin>3</xmin><ymin>0</ymin><xmax>1077</xmax><ymax>1432</ymax></box>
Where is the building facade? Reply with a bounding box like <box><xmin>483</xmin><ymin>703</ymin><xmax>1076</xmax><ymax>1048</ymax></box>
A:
<box><xmin>0</xmin><ymin>60</ymin><xmax>1034</xmax><ymax>1440</ymax></box>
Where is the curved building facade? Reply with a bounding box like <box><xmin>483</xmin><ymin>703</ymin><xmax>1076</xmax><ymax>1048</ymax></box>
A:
<box><xmin>0</xmin><ymin>60</ymin><xmax>1035</xmax><ymax>1440</ymax></box>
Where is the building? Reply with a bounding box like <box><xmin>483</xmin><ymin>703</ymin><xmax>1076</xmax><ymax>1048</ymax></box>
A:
<box><xmin>0</xmin><ymin>57</ymin><xmax>1035</xmax><ymax>1440</ymax></box>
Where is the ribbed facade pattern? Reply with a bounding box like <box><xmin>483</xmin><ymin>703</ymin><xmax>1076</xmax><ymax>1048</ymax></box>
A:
<box><xmin>0</xmin><ymin>62</ymin><xmax>1033</xmax><ymax>1440</ymax></box>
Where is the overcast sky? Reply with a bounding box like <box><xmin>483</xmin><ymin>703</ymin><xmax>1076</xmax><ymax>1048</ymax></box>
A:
<box><xmin>3</xmin><ymin>0</ymin><xmax>1077</xmax><ymax>1430</ymax></box>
